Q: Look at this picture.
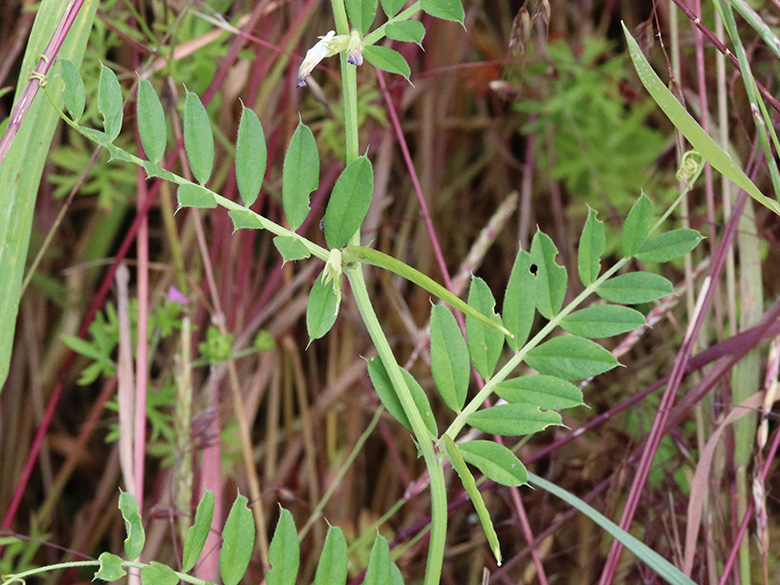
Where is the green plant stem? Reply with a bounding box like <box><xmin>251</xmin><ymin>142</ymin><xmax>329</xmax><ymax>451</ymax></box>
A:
<box><xmin>1</xmin><ymin>561</ymin><xmax>215</xmax><ymax>585</ymax></box>
<box><xmin>363</xmin><ymin>2</ymin><xmax>422</xmax><ymax>46</ymax></box>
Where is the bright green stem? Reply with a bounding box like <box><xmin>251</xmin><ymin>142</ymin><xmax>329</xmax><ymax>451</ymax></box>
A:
<box><xmin>1</xmin><ymin>561</ymin><xmax>215</xmax><ymax>585</ymax></box>
<box><xmin>347</xmin><ymin>265</ymin><xmax>447</xmax><ymax>585</ymax></box>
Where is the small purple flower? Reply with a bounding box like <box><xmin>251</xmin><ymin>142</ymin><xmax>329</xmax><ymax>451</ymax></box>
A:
<box><xmin>167</xmin><ymin>285</ymin><xmax>189</xmax><ymax>305</ymax></box>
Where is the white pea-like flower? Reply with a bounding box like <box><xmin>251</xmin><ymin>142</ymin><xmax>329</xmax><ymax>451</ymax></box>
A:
<box><xmin>347</xmin><ymin>30</ymin><xmax>364</xmax><ymax>66</ymax></box>
<box><xmin>297</xmin><ymin>30</ymin><xmax>337</xmax><ymax>88</ymax></box>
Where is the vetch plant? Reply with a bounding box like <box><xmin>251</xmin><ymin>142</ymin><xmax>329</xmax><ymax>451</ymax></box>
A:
<box><xmin>4</xmin><ymin>2</ymin><xmax>740</xmax><ymax>585</ymax></box>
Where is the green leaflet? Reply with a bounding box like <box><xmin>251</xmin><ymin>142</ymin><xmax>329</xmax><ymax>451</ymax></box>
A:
<box><xmin>177</xmin><ymin>183</ymin><xmax>216</xmax><ymax>209</ymax></box>
<box><xmin>421</xmin><ymin>0</ymin><xmax>465</xmax><ymax>24</ymax></box>
<box><xmin>140</xmin><ymin>562</ymin><xmax>178</xmax><ymax>585</ymax></box>
<box><xmin>324</xmin><ymin>156</ymin><xmax>374</xmax><ymax>249</ymax></box>
<box><xmin>636</xmin><ymin>229</ymin><xmax>703</xmax><ymax>263</ymax></box>
<box><xmin>183</xmin><ymin>91</ymin><xmax>214</xmax><ymax>185</ymax></box>
<box><xmin>467</xmin><ymin>403</ymin><xmax>561</xmax><ymax>436</ymax></box>
<box><xmin>596</xmin><ymin>272</ymin><xmax>673</xmax><ymax>305</ymax></box>
<box><xmin>458</xmin><ymin>440</ymin><xmax>528</xmax><ymax>487</ymax></box>
<box><xmin>219</xmin><ymin>495</ymin><xmax>255</xmax><ymax>585</ymax></box>
<box><xmin>182</xmin><ymin>490</ymin><xmax>214</xmax><ymax>572</ymax></box>
<box><xmin>97</xmin><ymin>64</ymin><xmax>123</xmax><ymax>141</ymax></box>
<box><xmin>495</xmin><ymin>375</ymin><xmax>584</xmax><ymax>410</ymax></box>
<box><xmin>274</xmin><ymin>235</ymin><xmax>311</xmax><ymax>263</ymax></box>
<box><xmin>267</xmin><ymin>508</ymin><xmax>299</xmax><ymax>585</ymax></box>
<box><xmin>366</xmin><ymin>357</ymin><xmax>436</xmax><ymax>437</ymax></box>
<box><xmin>430</xmin><ymin>305</ymin><xmax>470</xmax><ymax>412</ymax></box>
<box><xmin>94</xmin><ymin>553</ymin><xmax>126</xmax><ymax>582</ymax></box>
<box><xmin>282</xmin><ymin>121</ymin><xmax>319</xmax><ymax>231</ymax></box>
<box><xmin>136</xmin><ymin>78</ymin><xmax>166</xmax><ymax>164</ymax></box>
<box><xmin>313</xmin><ymin>526</ymin><xmax>348</xmax><ymax>585</ymax></box>
<box><xmin>380</xmin><ymin>0</ymin><xmax>405</xmax><ymax>18</ymax></box>
<box><xmin>346</xmin><ymin>0</ymin><xmax>378</xmax><ymax>34</ymax></box>
<box><xmin>503</xmin><ymin>249</ymin><xmax>535</xmax><ymax>351</ymax></box>
<box><xmin>622</xmin><ymin>194</ymin><xmax>653</xmax><ymax>258</ymax></box>
<box><xmin>578</xmin><ymin>206</ymin><xmax>605</xmax><ymax>286</ymax></box>
<box><xmin>560</xmin><ymin>305</ymin><xmax>646</xmax><ymax>338</ymax></box>
<box><xmin>385</xmin><ymin>21</ymin><xmax>425</xmax><ymax>46</ymax></box>
<box><xmin>235</xmin><ymin>106</ymin><xmax>266</xmax><ymax>207</ymax></box>
<box><xmin>530</xmin><ymin>230</ymin><xmax>567</xmax><ymax>319</ymax></box>
<box><xmin>306</xmin><ymin>268</ymin><xmax>341</xmax><ymax>342</ymax></box>
<box><xmin>466</xmin><ymin>277</ymin><xmax>505</xmax><ymax>379</ymax></box>
<box><xmin>363</xmin><ymin>46</ymin><xmax>411</xmax><ymax>80</ymax></box>
<box><xmin>525</xmin><ymin>336</ymin><xmax>619</xmax><ymax>381</ymax></box>
<box><xmin>364</xmin><ymin>534</ymin><xmax>392</xmax><ymax>585</ymax></box>
<box><xmin>61</xmin><ymin>59</ymin><xmax>85</xmax><ymax>121</ymax></box>
<box><xmin>443</xmin><ymin>435</ymin><xmax>501</xmax><ymax>563</ymax></box>
<box><xmin>228</xmin><ymin>208</ymin><xmax>265</xmax><ymax>230</ymax></box>
<box><xmin>118</xmin><ymin>491</ymin><xmax>145</xmax><ymax>560</ymax></box>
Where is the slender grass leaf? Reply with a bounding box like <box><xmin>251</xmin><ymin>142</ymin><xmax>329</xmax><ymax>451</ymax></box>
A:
<box><xmin>560</xmin><ymin>305</ymin><xmax>646</xmax><ymax>338</ymax></box>
<box><xmin>636</xmin><ymin>229</ymin><xmax>703</xmax><ymax>263</ymax></box>
<box><xmin>443</xmin><ymin>435</ymin><xmax>501</xmax><ymax>563</ymax></box>
<box><xmin>421</xmin><ymin>0</ymin><xmax>465</xmax><ymax>24</ymax></box>
<box><xmin>140</xmin><ymin>562</ymin><xmax>178</xmax><ymax>585</ymax></box>
<box><xmin>95</xmin><ymin>553</ymin><xmax>126</xmax><ymax>582</ymax></box>
<box><xmin>283</xmin><ymin>122</ymin><xmax>318</xmax><ymax>230</ymax></box>
<box><xmin>364</xmin><ymin>534</ymin><xmax>391</xmax><ymax>585</ymax></box>
<box><xmin>385</xmin><ymin>21</ymin><xmax>426</xmax><ymax>46</ymax></box>
<box><xmin>182</xmin><ymin>490</ymin><xmax>214</xmax><ymax>572</ymax></box>
<box><xmin>526</xmin><ymin>336</ymin><xmax>619</xmax><ymax>380</ymax></box>
<box><xmin>399</xmin><ymin>367</ymin><xmax>438</xmax><ymax>437</ymax></box>
<box><xmin>503</xmin><ymin>249</ymin><xmax>535</xmax><ymax>350</ymax></box>
<box><xmin>622</xmin><ymin>194</ymin><xmax>653</xmax><ymax>258</ymax></box>
<box><xmin>177</xmin><ymin>183</ymin><xmax>216</xmax><ymax>209</ymax></box>
<box><xmin>467</xmin><ymin>404</ymin><xmax>561</xmax><ymax>436</ymax></box>
<box><xmin>578</xmin><ymin>206</ymin><xmax>605</xmax><ymax>286</ymax></box>
<box><xmin>430</xmin><ymin>305</ymin><xmax>470</xmax><ymax>412</ymax></box>
<box><xmin>381</xmin><ymin>0</ymin><xmax>405</xmax><ymax>17</ymax></box>
<box><xmin>274</xmin><ymin>235</ymin><xmax>311</xmax><ymax>263</ymax></box>
<box><xmin>219</xmin><ymin>494</ymin><xmax>255</xmax><ymax>585</ymax></box>
<box><xmin>459</xmin><ymin>440</ymin><xmax>528</xmax><ymax>486</ymax></box>
<box><xmin>229</xmin><ymin>208</ymin><xmax>264</xmax><ymax>230</ymax></box>
<box><xmin>466</xmin><ymin>277</ymin><xmax>505</xmax><ymax>379</ymax></box>
<box><xmin>346</xmin><ymin>0</ymin><xmax>378</xmax><ymax>34</ymax></box>
<box><xmin>530</xmin><ymin>230</ymin><xmax>567</xmax><ymax>319</ymax></box>
<box><xmin>118</xmin><ymin>492</ymin><xmax>145</xmax><ymax>559</ymax></box>
<box><xmin>98</xmin><ymin>64</ymin><xmax>123</xmax><ymax>141</ymax></box>
<box><xmin>623</xmin><ymin>22</ymin><xmax>780</xmax><ymax>217</ymax></box>
<box><xmin>324</xmin><ymin>156</ymin><xmax>374</xmax><ymax>248</ymax></box>
<box><xmin>235</xmin><ymin>107</ymin><xmax>266</xmax><ymax>207</ymax></box>
<box><xmin>597</xmin><ymin>272</ymin><xmax>673</xmax><ymax>304</ymax></box>
<box><xmin>363</xmin><ymin>45</ymin><xmax>411</xmax><ymax>80</ymax></box>
<box><xmin>183</xmin><ymin>91</ymin><xmax>214</xmax><ymax>184</ymax></box>
<box><xmin>495</xmin><ymin>375</ymin><xmax>584</xmax><ymax>410</ymax></box>
<box><xmin>306</xmin><ymin>270</ymin><xmax>340</xmax><ymax>341</ymax></box>
<box><xmin>267</xmin><ymin>508</ymin><xmax>299</xmax><ymax>585</ymax></box>
<box><xmin>313</xmin><ymin>526</ymin><xmax>348</xmax><ymax>585</ymax></box>
<box><xmin>528</xmin><ymin>471</ymin><xmax>697</xmax><ymax>585</ymax></box>
<box><xmin>391</xmin><ymin>562</ymin><xmax>405</xmax><ymax>585</ymax></box>
<box><xmin>60</xmin><ymin>59</ymin><xmax>85</xmax><ymax>121</ymax></box>
<box><xmin>367</xmin><ymin>356</ymin><xmax>411</xmax><ymax>431</ymax></box>
<box><xmin>136</xmin><ymin>78</ymin><xmax>166</xmax><ymax>164</ymax></box>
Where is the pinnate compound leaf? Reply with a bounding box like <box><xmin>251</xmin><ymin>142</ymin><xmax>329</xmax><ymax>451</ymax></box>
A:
<box><xmin>503</xmin><ymin>249</ymin><xmax>535</xmax><ymax>350</ymax></box>
<box><xmin>140</xmin><ymin>562</ymin><xmax>178</xmax><ymax>585</ymax></box>
<box><xmin>274</xmin><ymin>236</ymin><xmax>311</xmax><ymax>263</ymax></box>
<box><xmin>283</xmin><ymin>122</ymin><xmax>319</xmax><ymax>231</ymax></box>
<box><xmin>466</xmin><ymin>277</ymin><xmax>505</xmax><ymax>379</ymax></box>
<box><xmin>636</xmin><ymin>228</ymin><xmax>704</xmax><ymax>263</ymax></box>
<box><xmin>364</xmin><ymin>535</ymin><xmax>391</xmax><ymax>585</ymax></box>
<box><xmin>306</xmin><ymin>270</ymin><xmax>340</xmax><ymax>341</ymax></box>
<box><xmin>98</xmin><ymin>64</ymin><xmax>123</xmax><ymax>141</ymax></box>
<box><xmin>596</xmin><ymin>272</ymin><xmax>673</xmax><ymax>304</ymax></box>
<box><xmin>578</xmin><ymin>206</ymin><xmax>605</xmax><ymax>286</ymax></box>
<box><xmin>177</xmin><ymin>183</ymin><xmax>216</xmax><ymax>209</ymax></box>
<box><xmin>267</xmin><ymin>507</ymin><xmax>299</xmax><ymax>585</ymax></box>
<box><xmin>119</xmin><ymin>491</ymin><xmax>145</xmax><ymax>559</ymax></box>
<box><xmin>459</xmin><ymin>440</ymin><xmax>528</xmax><ymax>486</ymax></box>
<box><xmin>430</xmin><ymin>305</ymin><xmax>470</xmax><ymax>412</ymax></box>
<box><xmin>495</xmin><ymin>375</ymin><xmax>584</xmax><ymax>410</ymax></box>
<box><xmin>381</xmin><ymin>0</ymin><xmax>405</xmax><ymax>17</ymax></box>
<box><xmin>229</xmin><ymin>208</ymin><xmax>264</xmax><ymax>230</ymax></box>
<box><xmin>184</xmin><ymin>91</ymin><xmax>214</xmax><ymax>185</ymax></box>
<box><xmin>399</xmin><ymin>368</ymin><xmax>438</xmax><ymax>437</ymax></box>
<box><xmin>560</xmin><ymin>305</ymin><xmax>646</xmax><ymax>338</ymax></box>
<box><xmin>61</xmin><ymin>59</ymin><xmax>85</xmax><ymax>121</ymax></box>
<box><xmin>530</xmin><ymin>230</ymin><xmax>567</xmax><ymax>319</ymax></box>
<box><xmin>526</xmin><ymin>336</ymin><xmax>619</xmax><ymax>381</ymax></box>
<box><xmin>421</xmin><ymin>0</ymin><xmax>465</xmax><ymax>23</ymax></box>
<box><xmin>467</xmin><ymin>404</ymin><xmax>561</xmax><ymax>436</ymax></box>
<box><xmin>622</xmin><ymin>194</ymin><xmax>653</xmax><ymax>258</ymax></box>
<box><xmin>235</xmin><ymin>107</ymin><xmax>266</xmax><ymax>207</ymax></box>
<box><xmin>385</xmin><ymin>21</ymin><xmax>426</xmax><ymax>46</ymax></box>
<box><xmin>324</xmin><ymin>156</ymin><xmax>374</xmax><ymax>249</ymax></box>
<box><xmin>182</xmin><ymin>490</ymin><xmax>214</xmax><ymax>572</ymax></box>
<box><xmin>95</xmin><ymin>553</ymin><xmax>126</xmax><ymax>582</ymax></box>
<box><xmin>363</xmin><ymin>46</ymin><xmax>411</xmax><ymax>80</ymax></box>
<box><xmin>313</xmin><ymin>526</ymin><xmax>348</xmax><ymax>585</ymax></box>
<box><xmin>346</xmin><ymin>0</ymin><xmax>378</xmax><ymax>34</ymax></box>
<box><xmin>219</xmin><ymin>494</ymin><xmax>255</xmax><ymax>585</ymax></box>
<box><xmin>443</xmin><ymin>435</ymin><xmax>501</xmax><ymax>564</ymax></box>
<box><xmin>136</xmin><ymin>78</ymin><xmax>166</xmax><ymax>164</ymax></box>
